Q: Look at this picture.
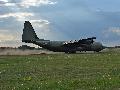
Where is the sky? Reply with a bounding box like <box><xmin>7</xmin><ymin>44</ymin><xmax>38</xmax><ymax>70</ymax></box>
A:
<box><xmin>0</xmin><ymin>0</ymin><xmax>120</xmax><ymax>47</ymax></box>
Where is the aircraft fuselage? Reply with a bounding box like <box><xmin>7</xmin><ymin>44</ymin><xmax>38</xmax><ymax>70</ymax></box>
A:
<box><xmin>22</xmin><ymin>21</ymin><xmax>105</xmax><ymax>53</ymax></box>
<box><xmin>29</xmin><ymin>40</ymin><xmax>104</xmax><ymax>53</ymax></box>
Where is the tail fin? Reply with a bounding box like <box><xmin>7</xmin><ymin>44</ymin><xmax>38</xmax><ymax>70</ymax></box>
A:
<box><xmin>22</xmin><ymin>21</ymin><xmax>39</xmax><ymax>43</ymax></box>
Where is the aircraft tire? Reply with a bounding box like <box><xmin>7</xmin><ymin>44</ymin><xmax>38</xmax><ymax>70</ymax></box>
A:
<box><xmin>69</xmin><ymin>51</ymin><xmax>76</xmax><ymax>54</ymax></box>
<box><xmin>95</xmin><ymin>50</ymin><xmax>100</xmax><ymax>52</ymax></box>
<box><xmin>65</xmin><ymin>51</ymin><xmax>69</xmax><ymax>53</ymax></box>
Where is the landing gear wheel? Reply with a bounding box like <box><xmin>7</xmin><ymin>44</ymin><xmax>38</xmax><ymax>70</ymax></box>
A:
<box><xmin>94</xmin><ymin>50</ymin><xmax>100</xmax><ymax>52</ymax></box>
<box><xmin>69</xmin><ymin>51</ymin><xmax>76</xmax><ymax>54</ymax></box>
<box><xmin>65</xmin><ymin>51</ymin><xmax>76</xmax><ymax>54</ymax></box>
<box><xmin>65</xmin><ymin>51</ymin><xmax>69</xmax><ymax>53</ymax></box>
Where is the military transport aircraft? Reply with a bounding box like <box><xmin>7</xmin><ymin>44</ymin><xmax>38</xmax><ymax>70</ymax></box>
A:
<box><xmin>22</xmin><ymin>21</ymin><xmax>105</xmax><ymax>53</ymax></box>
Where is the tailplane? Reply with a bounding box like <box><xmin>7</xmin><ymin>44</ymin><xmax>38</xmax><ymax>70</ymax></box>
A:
<box><xmin>22</xmin><ymin>21</ymin><xmax>39</xmax><ymax>43</ymax></box>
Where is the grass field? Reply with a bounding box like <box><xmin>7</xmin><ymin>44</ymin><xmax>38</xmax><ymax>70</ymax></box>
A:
<box><xmin>0</xmin><ymin>52</ymin><xmax>120</xmax><ymax>90</ymax></box>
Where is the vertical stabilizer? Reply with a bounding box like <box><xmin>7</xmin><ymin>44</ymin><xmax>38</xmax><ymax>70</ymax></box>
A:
<box><xmin>22</xmin><ymin>21</ymin><xmax>39</xmax><ymax>43</ymax></box>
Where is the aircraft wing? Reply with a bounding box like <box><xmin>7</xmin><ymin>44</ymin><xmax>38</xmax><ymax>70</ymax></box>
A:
<box><xmin>63</xmin><ymin>37</ymin><xmax>96</xmax><ymax>47</ymax></box>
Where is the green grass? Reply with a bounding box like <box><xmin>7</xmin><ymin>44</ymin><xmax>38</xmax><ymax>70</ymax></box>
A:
<box><xmin>0</xmin><ymin>53</ymin><xmax>120</xmax><ymax>90</ymax></box>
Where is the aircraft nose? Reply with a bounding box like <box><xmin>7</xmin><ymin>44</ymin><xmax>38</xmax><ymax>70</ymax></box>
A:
<box><xmin>91</xmin><ymin>42</ymin><xmax>104</xmax><ymax>51</ymax></box>
<box><xmin>102</xmin><ymin>46</ymin><xmax>106</xmax><ymax>49</ymax></box>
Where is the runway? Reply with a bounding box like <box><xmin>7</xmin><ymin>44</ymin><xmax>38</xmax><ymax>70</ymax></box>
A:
<box><xmin>0</xmin><ymin>48</ymin><xmax>120</xmax><ymax>55</ymax></box>
<box><xmin>0</xmin><ymin>49</ymin><xmax>60</xmax><ymax>55</ymax></box>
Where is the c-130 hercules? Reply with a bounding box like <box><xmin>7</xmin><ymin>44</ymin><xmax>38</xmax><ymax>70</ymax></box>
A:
<box><xmin>22</xmin><ymin>21</ymin><xmax>105</xmax><ymax>53</ymax></box>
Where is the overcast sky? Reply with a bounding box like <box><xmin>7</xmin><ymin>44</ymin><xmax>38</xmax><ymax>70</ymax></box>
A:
<box><xmin>0</xmin><ymin>0</ymin><xmax>120</xmax><ymax>47</ymax></box>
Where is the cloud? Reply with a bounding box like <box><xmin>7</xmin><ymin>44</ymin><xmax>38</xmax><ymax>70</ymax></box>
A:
<box><xmin>0</xmin><ymin>0</ymin><xmax>57</xmax><ymax>8</ymax></box>
<box><xmin>29</xmin><ymin>19</ymin><xmax>51</xmax><ymax>38</ymax></box>
<box><xmin>0</xmin><ymin>12</ymin><xmax>34</xmax><ymax>21</ymax></box>
<box><xmin>102</xmin><ymin>27</ymin><xmax>120</xmax><ymax>43</ymax></box>
<box><xmin>0</xmin><ymin>34</ymin><xmax>14</xmax><ymax>40</ymax></box>
<box><xmin>1</xmin><ymin>0</ymin><xmax>120</xmax><ymax>47</ymax></box>
<box><xmin>108</xmin><ymin>27</ymin><xmax>120</xmax><ymax>35</ymax></box>
<box><xmin>20</xmin><ymin>0</ymin><xmax>57</xmax><ymax>8</ymax></box>
<box><xmin>0</xmin><ymin>0</ymin><xmax>15</xmax><ymax>6</ymax></box>
<box><xmin>0</xmin><ymin>30</ymin><xmax>38</xmax><ymax>47</ymax></box>
<box><xmin>30</xmin><ymin>19</ymin><xmax>50</xmax><ymax>27</ymax></box>
<box><xmin>24</xmin><ymin>19</ymin><xmax>66</xmax><ymax>40</ymax></box>
<box><xmin>3</xmin><ymin>2</ymin><xmax>16</xmax><ymax>7</ymax></box>
<box><xmin>30</xmin><ymin>19</ymin><xmax>50</xmax><ymax>24</ymax></box>
<box><xmin>0</xmin><ymin>0</ymin><xmax>12</xmax><ymax>6</ymax></box>
<box><xmin>0</xmin><ymin>30</ymin><xmax>16</xmax><ymax>41</ymax></box>
<box><xmin>0</xmin><ymin>0</ymin><xmax>8</xmax><ymax>3</ymax></box>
